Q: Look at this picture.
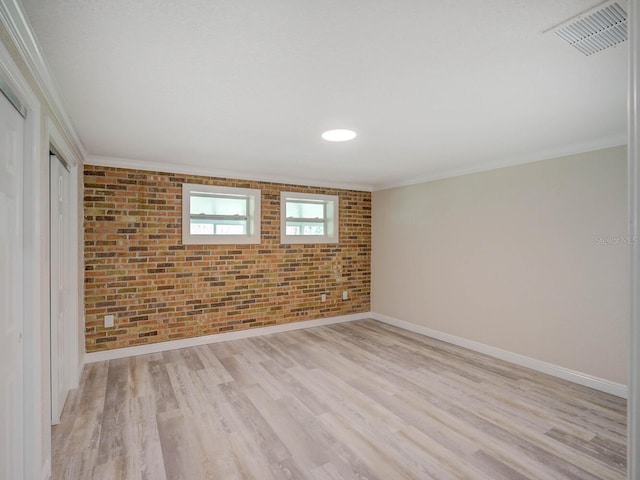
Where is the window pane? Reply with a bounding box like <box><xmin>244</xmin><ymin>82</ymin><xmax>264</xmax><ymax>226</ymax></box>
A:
<box><xmin>286</xmin><ymin>221</ymin><xmax>325</xmax><ymax>235</ymax></box>
<box><xmin>190</xmin><ymin>194</ymin><xmax>247</xmax><ymax>216</ymax></box>
<box><xmin>191</xmin><ymin>219</ymin><xmax>247</xmax><ymax>235</ymax></box>
<box><xmin>215</xmin><ymin>222</ymin><xmax>246</xmax><ymax>235</ymax></box>
<box><xmin>286</xmin><ymin>200</ymin><xmax>324</xmax><ymax>219</ymax></box>
<box><xmin>190</xmin><ymin>223</ymin><xmax>215</xmax><ymax>235</ymax></box>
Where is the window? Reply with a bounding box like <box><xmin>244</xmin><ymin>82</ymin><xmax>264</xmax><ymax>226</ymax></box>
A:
<box><xmin>280</xmin><ymin>192</ymin><xmax>338</xmax><ymax>244</ymax></box>
<box><xmin>182</xmin><ymin>183</ymin><xmax>261</xmax><ymax>244</ymax></box>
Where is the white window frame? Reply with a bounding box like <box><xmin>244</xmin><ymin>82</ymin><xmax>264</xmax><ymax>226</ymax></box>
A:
<box><xmin>182</xmin><ymin>183</ymin><xmax>261</xmax><ymax>245</ymax></box>
<box><xmin>280</xmin><ymin>191</ymin><xmax>339</xmax><ymax>244</ymax></box>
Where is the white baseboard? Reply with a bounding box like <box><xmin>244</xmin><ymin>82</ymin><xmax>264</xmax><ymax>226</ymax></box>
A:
<box><xmin>371</xmin><ymin>312</ymin><xmax>628</xmax><ymax>399</ymax></box>
<box><xmin>83</xmin><ymin>311</ymin><xmax>628</xmax><ymax>398</ymax></box>
<box><xmin>84</xmin><ymin>312</ymin><xmax>370</xmax><ymax>364</ymax></box>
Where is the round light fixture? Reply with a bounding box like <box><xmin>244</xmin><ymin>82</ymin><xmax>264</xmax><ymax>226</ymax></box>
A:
<box><xmin>321</xmin><ymin>129</ymin><xmax>357</xmax><ymax>142</ymax></box>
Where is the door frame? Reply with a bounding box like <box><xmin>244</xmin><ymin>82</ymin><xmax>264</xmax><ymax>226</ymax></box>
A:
<box><xmin>0</xmin><ymin>34</ymin><xmax>44</xmax><ymax>480</ymax></box>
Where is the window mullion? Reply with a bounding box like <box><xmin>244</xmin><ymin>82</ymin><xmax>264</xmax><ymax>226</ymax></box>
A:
<box><xmin>244</xmin><ymin>197</ymin><xmax>250</xmax><ymax>233</ymax></box>
<box><xmin>286</xmin><ymin>217</ymin><xmax>325</xmax><ymax>223</ymax></box>
<box><xmin>323</xmin><ymin>202</ymin><xmax>327</xmax><ymax>232</ymax></box>
<box><xmin>191</xmin><ymin>214</ymin><xmax>248</xmax><ymax>221</ymax></box>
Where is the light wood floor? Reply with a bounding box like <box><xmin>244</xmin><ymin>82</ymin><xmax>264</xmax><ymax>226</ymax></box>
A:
<box><xmin>52</xmin><ymin>320</ymin><xmax>627</xmax><ymax>479</ymax></box>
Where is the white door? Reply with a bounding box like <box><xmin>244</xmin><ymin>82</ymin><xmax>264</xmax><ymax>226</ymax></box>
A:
<box><xmin>50</xmin><ymin>154</ymin><xmax>70</xmax><ymax>424</ymax></box>
<box><xmin>0</xmin><ymin>88</ymin><xmax>25</xmax><ymax>479</ymax></box>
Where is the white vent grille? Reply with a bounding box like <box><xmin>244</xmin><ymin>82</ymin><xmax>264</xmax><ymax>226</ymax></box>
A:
<box><xmin>550</xmin><ymin>1</ymin><xmax>627</xmax><ymax>56</ymax></box>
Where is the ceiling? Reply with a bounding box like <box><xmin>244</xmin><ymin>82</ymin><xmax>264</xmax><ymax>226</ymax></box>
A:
<box><xmin>20</xmin><ymin>0</ymin><xmax>627</xmax><ymax>190</ymax></box>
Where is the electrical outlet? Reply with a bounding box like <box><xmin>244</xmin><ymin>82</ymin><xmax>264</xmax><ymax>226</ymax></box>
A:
<box><xmin>105</xmin><ymin>314</ymin><xmax>115</xmax><ymax>328</ymax></box>
<box><xmin>342</xmin><ymin>290</ymin><xmax>349</xmax><ymax>301</ymax></box>
<box><xmin>321</xmin><ymin>293</ymin><xmax>327</xmax><ymax>302</ymax></box>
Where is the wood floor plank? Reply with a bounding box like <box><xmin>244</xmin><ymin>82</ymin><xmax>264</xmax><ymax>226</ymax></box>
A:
<box><xmin>243</xmin><ymin>383</ymin><xmax>329</xmax><ymax>470</ymax></box>
<box><xmin>216</xmin><ymin>382</ymin><xmax>292</xmax><ymax>467</ymax></box>
<box><xmin>51</xmin><ymin>319</ymin><xmax>627</xmax><ymax>479</ymax></box>
<box><xmin>95</xmin><ymin>359</ymin><xmax>130</xmax><ymax>465</ymax></box>
<box><xmin>156</xmin><ymin>410</ymin><xmax>202</xmax><ymax>480</ymax></box>
<box><xmin>147</xmin><ymin>359</ymin><xmax>180</xmax><ymax>414</ymax></box>
<box><xmin>470</xmin><ymin>449</ymin><xmax>531</xmax><ymax>480</ymax></box>
<box><xmin>132</xmin><ymin>395</ymin><xmax>168</xmax><ymax>480</ymax></box>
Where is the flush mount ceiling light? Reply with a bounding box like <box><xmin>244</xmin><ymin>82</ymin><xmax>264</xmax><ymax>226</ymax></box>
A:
<box><xmin>321</xmin><ymin>129</ymin><xmax>357</xmax><ymax>142</ymax></box>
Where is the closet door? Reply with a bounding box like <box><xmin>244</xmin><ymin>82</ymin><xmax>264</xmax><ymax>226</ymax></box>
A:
<box><xmin>50</xmin><ymin>153</ymin><xmax>70</xmax><ymax>424</ymax></box>
<box><xmin>0</xmin><ymin>83</ymin><xmax>25</xmax><ymax>480</ymax></box>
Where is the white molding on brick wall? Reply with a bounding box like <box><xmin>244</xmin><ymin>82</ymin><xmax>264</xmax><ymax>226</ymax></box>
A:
<box><xmin>371</xmin><ymin>312</ymin><xmax>628</xmax><ymax>399</ymax></box>
<box><xmin>84</xmin><ymin>312</ymin><xmax>371</xmax><ymax>364</ymax></box>
<box><xmin>86</xmin><ymin>154</ymin><xmax>373</xmax><ymax>192</ymax></box>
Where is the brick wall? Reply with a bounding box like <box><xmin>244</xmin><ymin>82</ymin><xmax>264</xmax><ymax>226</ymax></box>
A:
<box><xmin>84</xmin><ymin>165</ymin><xmax>371</xmax><ymax>352</ymax></box>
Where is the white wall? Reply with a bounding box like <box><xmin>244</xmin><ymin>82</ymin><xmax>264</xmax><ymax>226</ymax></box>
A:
<box><xmin>372</xmin><ymin>146</ymin><xmax>628</xmax><ymax>384</ymax></box>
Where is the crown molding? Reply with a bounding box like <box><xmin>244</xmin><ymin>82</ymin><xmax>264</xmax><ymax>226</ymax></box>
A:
<box><xmin>85</xmin><ymin>154</ymin><xmax>374</xmax><ymax>192</ymax></box>
<box><xmin>373</xmin><ymin>134</ymin><xmax>627</xmax><ymax>191</ymax></box>
<box><xmin>0</xmin><ymin>0</ymin><xmax>86</xmax><ymax>165</ymax></box>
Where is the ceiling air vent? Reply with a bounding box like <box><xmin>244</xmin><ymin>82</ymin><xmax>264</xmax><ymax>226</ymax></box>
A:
<box><xmin>548</xmin><ymin>0</ymin><xmax>627</xmax><ymax>56</ymax></box>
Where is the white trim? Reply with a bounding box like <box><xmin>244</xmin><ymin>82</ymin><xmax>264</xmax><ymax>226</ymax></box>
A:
<box><xmin>371</xmin><ymin>312</ymin><xmax>628</xmax><ymax>399</ymax></box>
<box><xmin>87</xmin><ymin>140</ymin><xmax>628</xmax><ymax>195</ymax></box>
<box><xmin>373</xmin><ymin>136</ymin><xmax>627</xmax><ymax>191</ymax></box>
<box><xmin>628</xmin><ymin>0</ymin><xmax>639</xmax><ymax>475</ymax></box>
<box><xmin>84</xmin><ymin>312</ymin><xmax>370</xmax><ymax>364</ymax></box>
<box><xmin>0</xmin><ymin>0</ymin><xmax>86</xmax><ymax>163</ymax></box>
<box><xmin>86</xmin><ymin>154</ymin><xmax>374</xmax><ymax>192</ymax></box>
<box><xmin>47</xmin><ymin>117</ymin><xmax>82</xmax><ymax>168</ymax></box>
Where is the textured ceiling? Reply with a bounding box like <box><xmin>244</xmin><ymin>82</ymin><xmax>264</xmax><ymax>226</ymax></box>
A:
<box><xmin>21</xmin><ymin>0</ymin><xmax>627</xmax><ymax>189</ymax></box>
